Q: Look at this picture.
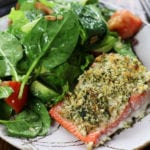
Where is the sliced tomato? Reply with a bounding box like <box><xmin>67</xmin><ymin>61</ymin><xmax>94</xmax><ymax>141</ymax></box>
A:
<box><xmin>49</xmin><ymin>91</ymin><xmax>149</xmax><ymax>146</ymax></box>
<box><xmin>108</xmin><ymin>9</ymin><xmax>142</xmax><ymax>39</ymax></box>
<box><xmin>1</xmin><ymin>81</ymin><xmax>28</xmax><ymax>113</ymax></box>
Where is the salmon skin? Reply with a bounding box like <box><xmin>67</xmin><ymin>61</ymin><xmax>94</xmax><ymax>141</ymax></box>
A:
<box><xmin>50</xmin><ymin>53</ymin><xmax>150</xmax><ymax>149</ymax></box>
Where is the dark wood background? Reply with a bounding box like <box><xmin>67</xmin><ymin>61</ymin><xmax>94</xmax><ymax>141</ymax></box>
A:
<box><xmin>0</xmin><ymin>0</ymin><xmax>149</xmax><ymax>149</ymax></box>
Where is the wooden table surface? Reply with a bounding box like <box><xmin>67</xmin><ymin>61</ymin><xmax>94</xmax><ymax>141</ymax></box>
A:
<box><xmin>0</xmin><ymin>0</ymin><xmax>149</xmax><ymax>150</ymax></box>
<box><xmin>0</xmin><ymin>140</ymin><xmax>18</xmax><ymax>150</ymax></box>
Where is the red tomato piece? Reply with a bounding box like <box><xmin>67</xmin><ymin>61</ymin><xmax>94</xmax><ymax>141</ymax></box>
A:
<box><xmin>108</xmin><ymin>9</ymin><xmax>143</xmax><ymax>39</ymax></box>
<box><xmin>1</xmin><ymin>81</ymin><xmax>28</xmax><ymax>113</ymax></box>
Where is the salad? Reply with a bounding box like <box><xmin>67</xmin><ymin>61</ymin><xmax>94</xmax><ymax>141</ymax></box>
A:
<box><xmin>0</xmin><ymin>0</ymin><xmax>142</xmax><ymax>140</ymax></box>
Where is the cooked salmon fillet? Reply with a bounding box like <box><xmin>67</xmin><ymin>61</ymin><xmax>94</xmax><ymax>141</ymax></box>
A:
<box><xmin>50</xmin><ymin>53</ymin><xmax>150</xmax><ymax>149</ymax></box>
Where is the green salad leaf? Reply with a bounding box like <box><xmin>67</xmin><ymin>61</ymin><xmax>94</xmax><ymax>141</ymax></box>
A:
<box><xmin>8</xmin><ymin>8</ymin><xmax>29</xmax><ymax>38</ymax></box>
<box><xmin>31</xmin><ymin>100</ymin><xmax>51</xmax><ymax>135</ymax></box>
<box><xmin>22</xmin><ymin>10</ymin><xmax>80</xmax><ymax>70</ymax></box>
<box><xmin>71</xmin><ymin>3</ymin><xmax>107</xmax><ymax>42</ymax></box>
<box><xmin>0</xmin><ymin>86</ymin><xmax>13</xmax><ymax>99</ymax></box>
<box><xmin>8</xmin><ymin>1</ymin><xmax>43</xmax><ymax>38</ymax></box>
<box><xmin>39</xmin><ymin>0</ymin><xmax>55</xmax><ymax>7</ymax></box>
<box><xmin>0</xmin><ymin>101</ymin><xmax>12</xmax><ymax>120</ymax></box>
<box><xmin>18</xmin><ymin>10</ymin><xmax>80</xmax><ymax>98</ymax></box>
<box><xmin>114</xmin><ymin>40</ymin><xmax>136</xmax><ymax>57</ymax></box>
<box><xmin>89</xmin><ymin>34</ymin><xmax>118</xmax><ymax>53</ymax></box>
<box><xmin>0</xmin><ymin>32</ymin><xmax>23</xmax><ymax>80</ymax></box>
<box><xmin>18</xmin><ymin>0</ymin><xmax>36</xmax><ymax>11</ymax></box>
<box><xmin>0</xmin><ymin>100</ymin><xmax>50</xmax><ymax>138</ymax></box>
<box><xmin>0</xmin><ymin>110</ymin><xmax>43</xmax><ymax>138</ymax></box>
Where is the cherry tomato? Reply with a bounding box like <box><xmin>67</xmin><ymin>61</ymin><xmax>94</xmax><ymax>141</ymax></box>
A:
<box><xmin>1</xmin><ymin>81</ymin><xmax>28</xmax><ymax>113</ymax></box>
<box><xmin>108</xmin><ymin>9</ymin><xmax>142</xmax><ymax>39</ymax></box>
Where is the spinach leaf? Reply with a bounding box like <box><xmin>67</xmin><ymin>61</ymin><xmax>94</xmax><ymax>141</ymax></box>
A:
<box><xmin>39</xmin><ymin>0</ymin><xmax>55</xmax><ymax>7</ymax></box>
<box><xmin>39</xmin><ymin>51</ymin><xmax>93</xmax><ymax>92</ymax></box>
<box><xmin>0</xmin><ymin>86</ymin><xmax>13</xmax><ymax>99</ymax></box>
<box><xmin>22</xmin><ymin>11</ymin><xmax>80</xmax><ymax>70</ymax></box>
<box><xmin>114</xmin><ymin>40</ymin><xmax>136</xmax><ymax>58</ymax></box>
<box><xmin>0</xmin><ymin>32</ymin><xmax>23</xmax><ymax>80</ymax></box>
<box><xmin>38</xmin><ymin>13</ymin><xmax>80</xmax><ymax>69</ymax></box>
<box><xmin>18</xmin><ymin>10</ymin><xmax>80</xmax><ymax>98</ymax></box>
<box><xmin>0</xmin><ymin>110</ymin><xmax>42</xmax><ymax>138</ymax></box>
<box><xmin>32</xmin><ymin>59</ymin><xmax>89</xmax><ymax>104</ymax></box>
<box><xmin>88</xmin><ymin>34</ymin><xmax>118</xmax><ymax>53</ymax></box>
<box><xmin>8</xmin><ymin>8</ymin><xmax>29</xmax><ymax>38</ymax></box>
<box><xmin>8</xmin><ymin>1</ymin><xmax>43</xmax><ymax>38</ymax></box>
<box><xmin>71</xmin><ymin>3</ymin><xmax>107</xmax><ymax>42</ymax></box>
<box><xmin>37</xmin><ymin>49</ymin><xmax>93</xmax><ymax>105</ymax></box>
<box><xmin>0</xmin><ymin>56</ymin><xmax>6</xmax><ymax>76</ymax></box>
<box><xmin>85</xmin><ymin>0</ymin><xmax>98</xmax><ymax>4</ymax></box>
<box><xmin>0</xmin><ymin>99</ymin><xmax>51</xmax><ymax>137</ymax></box>
<box><xmin>20</xmin><ymin>18</ymin><xmax>47</xmax><ymax>65</ymax></box>
<box><xmin>21</xmin><ymin>18</ymin><xmax>41</xmax><ymax>33</ymax></box>
<box><xmin>18</xmin><ymin>0</ymin><xmax>36</xmax><ymax>11</ymax></box>
<box><xmin>80</xmin><ymin>0</ymin><xmax>98</xmax><ymax>5</ymax></box>
<box><xmin>52</xmin><ymin>83</ymin><xmax>69</xmax><ymax>104</ymax></box>
<box><xmin>0</xmin><ymin>101</ymin><xmax>12</xmax><ymax>120</ymax></box>
<box><xmin>100</xmin><ymin>5</ymin><xmax>115</xmax><ymax>21</ymax></box>
<box><xmin>80</xmin><ymin>54</ymin><xmax>94</xmax><ymax>70</ymax></box>
<box><xmin>18</xmin><ymin>0</ymin><xmax>44</xmax><ymax>22</ymax></box>
<box><xmin>31</xmin><ymin>100</ymin><xmax>51</xmax><ymax>136</ymax></box>
<box><xmin>39</xmin><ymin>62</ymin><xmax>81</xmax><ymax>91</ymax></box>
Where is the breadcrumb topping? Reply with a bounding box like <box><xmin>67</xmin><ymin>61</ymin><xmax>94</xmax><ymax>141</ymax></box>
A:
<box><xmin>60</xmin><ymin>53</ymin><xmax>150</xmax><ymax>135</ymax></box>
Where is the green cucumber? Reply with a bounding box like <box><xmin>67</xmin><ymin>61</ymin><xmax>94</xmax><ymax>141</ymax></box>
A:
<box><xmin>30</xmin><ymin>80</ymin><xmax>59</xmax><ymax>103</ymax></box>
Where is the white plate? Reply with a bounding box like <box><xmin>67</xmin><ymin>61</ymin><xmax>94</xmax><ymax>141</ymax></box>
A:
<box><xmin>0</xmin><ymin>114</ymin><xmax>150</xmax><ymax>150</ymax></box>
<box><xmin>1</xmin><ymin>2</ymin><xmax>150</xmax><ymax>150</ymax></box>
